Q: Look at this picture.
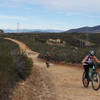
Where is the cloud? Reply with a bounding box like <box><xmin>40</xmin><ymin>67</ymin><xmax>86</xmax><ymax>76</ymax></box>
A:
<box><xmin>0</xmin><ymin>15</ymin><xmax>27</xmax><ymax>20</ymax></box>
<box><xmin>36</xmin><ymin>0</ymin><xmax>100</xmax><ymax>12</ymax></box>
<box><xmin>28</xmin><ymin>0</ymin><xmax>100</xmax><ymax>12</ymax></box>
<box><xmin>1</xmin><ymin>0</ymin><xmax>100</xmax><ymax>12</ymax></box>
<box><xmin>64</xmin><ymin>12</ymin><xmax>100</xmax><ymax>18</ymax></box>
<box><xmin>0</xmin><ymin>0</ymin><xmax>20</xmax><ymax>8</ymax></box>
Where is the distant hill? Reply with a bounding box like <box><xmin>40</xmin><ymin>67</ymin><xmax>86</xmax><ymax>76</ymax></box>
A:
<box><xmin>67</xmin><ymin>25</ymin><xmax>100</xmax><ymax>33</ymax></box>
<box><xmin>4</xmin><ymin>29</ymin><xmax>64</xmax><ymax>33</ymax></box>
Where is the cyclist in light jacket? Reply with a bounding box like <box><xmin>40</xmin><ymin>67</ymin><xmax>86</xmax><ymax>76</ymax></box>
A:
<box><xmin>82</xmin><ymin>50</ymin><xmax>100</xmax><ymax>80</ymax></box>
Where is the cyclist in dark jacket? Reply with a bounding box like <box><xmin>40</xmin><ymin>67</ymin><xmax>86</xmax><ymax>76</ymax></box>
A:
<box><xmin>82</xmin><ymin>50</ymin><xmax>100</xmax><ymax>79</ymax></box>
<box><xmin>45</xmin><ymin>52</ymin><xmax>51</xmax><ymax>68</ymax></box>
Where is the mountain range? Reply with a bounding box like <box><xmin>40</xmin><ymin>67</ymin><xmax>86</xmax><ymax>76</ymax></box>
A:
<box><xmin>3</xmin><ymin>25</ymin><xmax>100</xmax><ymax>33</ymax></box>
<box><xmin>67</xmin><ymin>25</ymin><xmax>100</xmax><ymax>33</ymax></box>
<box><xmin>4</xmin><ymin>29</ymin><xmax>63</xmax><ymax>33</ymax></box>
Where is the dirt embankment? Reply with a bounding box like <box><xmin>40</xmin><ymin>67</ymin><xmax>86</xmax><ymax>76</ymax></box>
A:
<box><xmin>11</xmin><ymin>66</ymin><xmax>56</xmax><ymax>100</ymax></box>
<box><xmin>5</xmin><ymin>38</ymin><xmax>56</xmax><ymax>100</ymax></box>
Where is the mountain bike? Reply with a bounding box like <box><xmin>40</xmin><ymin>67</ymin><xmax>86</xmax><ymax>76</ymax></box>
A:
<box><xmin>82</xmin><ymin>65</ymin><xmax>100</xmax><ymax>91</ymax></box>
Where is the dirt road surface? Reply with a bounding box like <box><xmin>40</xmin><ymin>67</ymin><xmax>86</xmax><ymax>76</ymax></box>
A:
<box><xmin>5</xmin><ymin>38</ymin><xmax>100</xmax><ymax>100</ymax></box>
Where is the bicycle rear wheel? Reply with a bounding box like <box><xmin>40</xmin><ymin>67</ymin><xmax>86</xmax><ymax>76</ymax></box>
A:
<box><xmin>82</xmin><ymin>72</ymin><xmax>89</xmax><ymax>88</ymax></box>
<box><xmin>92</xmin><ymin>72</ymin><xmax>100</xmax><ymax>91</ymax></box>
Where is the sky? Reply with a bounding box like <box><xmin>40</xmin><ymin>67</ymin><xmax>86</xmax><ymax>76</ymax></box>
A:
<box><xmin>0</xmin><ymin>0</ymin><xmax>100</xmax><ymax>30</ymax></box>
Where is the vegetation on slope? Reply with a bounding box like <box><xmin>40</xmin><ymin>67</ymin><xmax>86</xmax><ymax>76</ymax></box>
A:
<box><xmin>0</xmin><ymin>38</ymin><xmax>33</xmax><ymax>99</ymax></box>
<box><xmin>1</xmin><ymin>33</ymin><xmax>100</xmax><ymax>64</ymax></box>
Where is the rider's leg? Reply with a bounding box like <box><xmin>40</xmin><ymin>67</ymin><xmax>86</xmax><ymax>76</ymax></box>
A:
<box><xmin>46</xmin><ymin>60</ymin><xmax>49</xmax><ymax>68</ymax></box>
<box><xmin>84</xmin><ymin>65</ymin><xmax>89</xmax><ymax>79</ymax></box>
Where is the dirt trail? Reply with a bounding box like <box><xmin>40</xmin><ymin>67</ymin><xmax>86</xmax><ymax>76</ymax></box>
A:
<box><xmin>5</xmin><ymin>38</ymin><xmax>100</xmax><ymax>100</ymax></box>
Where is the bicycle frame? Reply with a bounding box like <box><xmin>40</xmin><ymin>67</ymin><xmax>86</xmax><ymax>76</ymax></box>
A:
<box><xmin>89</xmin><ymin>65</ymin><xmax>95</xmax><ymax>80</ymax></box>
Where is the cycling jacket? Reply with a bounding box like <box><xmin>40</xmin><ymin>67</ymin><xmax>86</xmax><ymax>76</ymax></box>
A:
<box><xmin>83</xmin><ymin>55</ymin><xmax>94</xmax><ymax>65</ymax></box>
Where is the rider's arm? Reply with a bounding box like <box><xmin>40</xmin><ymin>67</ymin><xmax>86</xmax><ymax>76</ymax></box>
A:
<box><xmin>94</xmin><ymin>56</ymin><xmax>100</xmax><ymax>63</ymax></box>
<box><xmin>82</xmin><ymin>56</ymin><xmax>88</xmax><ymax>64</ymax></box>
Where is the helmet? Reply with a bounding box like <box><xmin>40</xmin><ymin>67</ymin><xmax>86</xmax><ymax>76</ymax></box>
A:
<box><xmin>89</xmin><ymin>50</ymin><xmax>95</xmax><ymax>56</ymax></box>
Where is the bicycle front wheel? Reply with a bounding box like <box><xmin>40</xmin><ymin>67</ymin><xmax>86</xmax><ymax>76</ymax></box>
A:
<box><xmin>82</xmin><ymin>72</ymin><xmax>89</xmax><ymax>88</ymax></box>
<box><xmin>92</xmin><ymin>72</ymin><xmax>100</xmax><ymax>91</ymax></box>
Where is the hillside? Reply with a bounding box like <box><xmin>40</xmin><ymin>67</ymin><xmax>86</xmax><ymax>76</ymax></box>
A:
<box><xmin>0</xmin><ymin>38</ymin><xmax>33</xmax><ymax>100</ymax></box>
<box><xmin>2</xmin><ymin>33</ymin><xmax>100</xmax><ymax>64</ymax></box>
<box><xmin>4</xmin><ymin>38</ymin><xmax>100</xmax><ymax>100</ymax></box>
<box><xmin>67</xmin><ymin>25</ymin><xmax>100</xmax><ymax>33</ymax></box>
<box><xmin>5</xmin><ymin>38</ymin><xmax>56</xmax><ymax>100</ymax></box>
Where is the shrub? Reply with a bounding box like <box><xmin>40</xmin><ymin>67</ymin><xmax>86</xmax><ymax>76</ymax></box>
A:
<box><xmin>16</xmin><ymin>54</ymin><xmax>33</xmax><ymax>80</ymax></box>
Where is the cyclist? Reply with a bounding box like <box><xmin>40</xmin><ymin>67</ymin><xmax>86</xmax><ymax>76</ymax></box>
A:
<box><xmin>82</xmin><ymin>50</ymin><xmax>100</xmax><ymax>81</ymax></box>
<box><xmin>45</xmin><ymin>52</ymin><xmax>51</xmax><ymax>68</ymax></box>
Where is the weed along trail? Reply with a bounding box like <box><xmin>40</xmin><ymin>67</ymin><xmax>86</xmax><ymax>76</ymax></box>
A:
<box><xmin>5</xmin><ymin>38</ymin><xmax>100</xmax><ymax>100</ymax></box>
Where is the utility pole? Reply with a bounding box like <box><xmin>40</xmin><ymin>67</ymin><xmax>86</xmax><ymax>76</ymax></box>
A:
<box><xmin>79</xmin><ymin>34</ymin><xmax>83</xmax><ymax>48</ymax></box>
<box><xmin>80</xmin><ymin>40</ymin><xmax>83</xmax><ymax>48</ymax></box>
<box><xmin>86</xmin><ymin>33</ymin><xmax>89</xmax><ymax>42</ymax></box>
<box><xmin>86</xmin><ymin>33</ymin><xmax>89</xmax><ymax>47</ymax></box>
<box><xmin>81</xmin><ymin>40</ymin><xmax>83</xmax><ymax>48</ymax></box>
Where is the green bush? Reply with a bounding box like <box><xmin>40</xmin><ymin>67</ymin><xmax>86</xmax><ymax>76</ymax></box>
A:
<box><xmin>16</xmin><ymin>54</ymin><xmax>33</xmax><ymax>80</ymax></box>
